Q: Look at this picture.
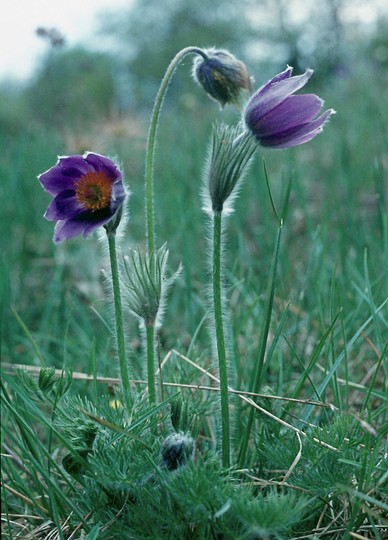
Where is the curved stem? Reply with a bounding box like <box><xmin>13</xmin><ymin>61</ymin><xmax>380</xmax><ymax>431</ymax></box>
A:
<box><xmin>107</xmin><ymin>231</ymin><xmax>130</xmax><ymax>395</ymax></box>
<box><xmin>145</xmin><ymin>46</ymin><xmax>208</xmax><ymax>255</ymax></box>
<box><xmin>212</xmin><ymin>211</ymin><xmax>230</xmax><ymax>468</ymax></box>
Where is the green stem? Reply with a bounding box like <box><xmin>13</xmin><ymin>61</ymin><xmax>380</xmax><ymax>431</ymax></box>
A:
<box><xmin>107</xmin><ymin>231</ymin><xmax>130</xmax><ymax>395</ymax></box>
<box><xmin>212</xmin><ymin>211</ymin><xmax>230</xmax><ymax>468</ymax></box>
<box><xmin>145</xmin><ymin>323</ymin><xmax>156</xmax><ymax>404</ymax></box>
<box><xmin>145</xmin><ymin>46</ymin><xmax>208</xmax><ymax>255</ymax></box>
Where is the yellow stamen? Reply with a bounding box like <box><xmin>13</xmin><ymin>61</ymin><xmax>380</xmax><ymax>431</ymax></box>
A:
<box><xmin>75</xmin><ymin>171</ymin><xmax>112</xmax><ymax>211</ymax></box>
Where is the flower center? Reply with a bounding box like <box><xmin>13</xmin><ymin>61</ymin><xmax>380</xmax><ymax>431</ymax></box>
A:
<box><xmin>75</xmin><ymin>171</ymin><xmax>112</xmax><ymax>211</ymax></box>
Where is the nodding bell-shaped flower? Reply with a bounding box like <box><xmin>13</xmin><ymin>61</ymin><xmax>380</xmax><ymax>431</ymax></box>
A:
<box><xmin>192</xmin><ymin>48</ymin><xmax>253</xmax><ymax>108</ymax></box>
<box><xmin>244</xmin><ymin>66</ymin><xmax>335</xmax><ymax>148</ymax></box>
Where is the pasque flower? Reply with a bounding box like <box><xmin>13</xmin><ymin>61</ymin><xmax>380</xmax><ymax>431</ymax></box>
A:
<box><xmin>38</xmin><ymin>152</ymin><xmax>126</xmax><ymax>243</ymax></box>
<box><xmin>193</xmin><ymin>48</ymin><xmax>253</xmax><ymax>108</ymax></box>
<box><xmin>244</xmin><ymin>66</ymin><xmax>335</xmax><ymax>148</ymax></box>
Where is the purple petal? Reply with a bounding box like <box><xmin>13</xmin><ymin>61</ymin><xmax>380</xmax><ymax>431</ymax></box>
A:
<box><xmin>111</xmin><ymin>181</ymin><xmax>126</xmax><ymax>211</ymax></box>
<box><xmin>58</xmin><ymin>155</ymin><xmax>94</xmax><ymax>175</ymax></box>
<box><xmin>273</xmin><ymin>129</ymin><xmax>324</xmax><ymax>148</ymax></box>
<box><xmin>44</xmin><ymin>190</ymin><xmax>83</xmax><ymax>221</ymax></box>
<box><xmin>245</xmin><ymin>68</ymin><xmax>313</xmax><ymax>124</ymax></box>
<box><xmin>259</xmin><ymin>108</ymin><xmax>335</xmax><ymax>148</ymax></box>
<box><xmin>53</xmin><ymin>219</ymin><xmax>89</xmax><ymax>244</ymax></box>
<box><xmin>258</xmin><ymin>66</ymin><xmax>293</xmax><ymax>96</ymax></box>
<box><xmin>82</xmin><ymin>215</ymin><xmax>116</xmax><ymax>237</ymax></box>
<box><xmin>85</xmin><ymin>152</ymin><xmax>122</xmax><ymax>182</ymax></box>
<box><xmin>39</xmin><ymin>155</ymin><xmax>94</xmax><ymax>196</ymax></box>
<box><xmin>52</xmin><ymin>210</ymin><xmax>114</xmax><ymax>243</ymax></box>
<box><xmin>250</xmin><ymin>94</ymin><xmax>324</xmax><ymax>137</ymax></box>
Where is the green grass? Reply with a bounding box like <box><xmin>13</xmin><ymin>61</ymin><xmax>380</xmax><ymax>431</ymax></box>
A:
<box><xmin>1</xmin><ymin>56</ymin><xmax>387</xmax><ymax>538</ymax></box>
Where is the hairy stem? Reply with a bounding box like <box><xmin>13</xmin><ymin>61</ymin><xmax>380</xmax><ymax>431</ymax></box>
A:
<box><xmin>145</xmin><ymin>323</ymin><xmax>156</xmax><ymax>404</ymax></box>
<box><xmin>212</xmin><ymin>211</ymin><xmax>230</xmax><ymax>468</ymax></box>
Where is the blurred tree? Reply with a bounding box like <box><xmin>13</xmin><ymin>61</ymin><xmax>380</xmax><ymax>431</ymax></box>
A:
<box><xmin>26</xmin><ymin>46</ymin><xmax>116</xmax><ymax>130</ymax></box>
<box><xmin>367</xmin><ymin>15</ymin><xmax>388</xmax><ymax>69</ymax></box>
<box><xmin>100</xmin><ymin>0</ymin><xmax>257</xmax><ymax>109</ymax></box>
<box><xmin>246</xmin><ymin>0</ymin><xmax>388</xmax><ymax>79</ymax></box>
<box><xmin>245</xmin><ymin>0</ymin><xmax>351</xmax><ymax>76</ymax></box>
<box><xmin>36</xmin><ymin>26</ymin><xmax>66</xmax><ymax>49</ymax></box>
<box><xmin>0</xmin><ymin>82</ymin><xmax>30</xmax><ymax>136</ymax></box>
<box><xmin>100</xmin><ymin>0</ymin><xmax>387</xmax><ymax>110</ymax></box>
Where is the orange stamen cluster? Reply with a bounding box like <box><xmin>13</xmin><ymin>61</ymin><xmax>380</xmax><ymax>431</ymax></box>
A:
<box><xmin>75</xmin><ymin>171</ymin><xmax>112</xmax><ymax>211</ymax></box>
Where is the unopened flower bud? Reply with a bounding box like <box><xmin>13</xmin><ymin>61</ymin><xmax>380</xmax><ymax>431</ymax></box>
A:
<box><xmin>192</xmin><ymin>48</ymin><xmax>253</xmax><ymax>108</ymax></box>
<box><xmin>203</xmin><ymin>124</ymin><xmax>256</xmax><ymax>214</ymax></box>
<box><xmin>38</xmin><ymin>367</ymin><xmax>56</xmax><ymax>393</ymax></box>
<box><xmin>160</xmin><ymin>432</ymin><xmax>195</xmax><ymax>471</ymax></box>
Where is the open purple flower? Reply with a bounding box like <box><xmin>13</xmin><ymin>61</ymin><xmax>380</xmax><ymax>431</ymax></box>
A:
<box><xmin>38</xmin><ymin>152</ymin><xmax>126</xmax><ymax>243</ymax></box>
<box><xmin>244</xmin><ymin>66</ymin><xmax>335</xmax><ymax>148</ymax></box>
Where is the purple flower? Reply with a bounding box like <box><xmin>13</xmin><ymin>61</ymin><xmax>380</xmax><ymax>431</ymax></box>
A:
<box><xmin>244</xmin><ymin>66</ymin><xmax>335</xmax><ymax>148</ymax></box>
<box><xmin>192</xmin><ymin>48</ymin><xmax>253</xmax><ymax>108</ymax></box>
<box><xmin>38</xmin><ymin>152</ymin><xmax>126</xmax><ymax>243</ymax></box>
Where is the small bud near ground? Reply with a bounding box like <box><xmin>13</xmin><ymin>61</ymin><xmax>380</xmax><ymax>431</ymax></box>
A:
<box><xmin>160</xmin><ymin>432</ymin><xmax>195</xmax><ymax>471</ymax></box>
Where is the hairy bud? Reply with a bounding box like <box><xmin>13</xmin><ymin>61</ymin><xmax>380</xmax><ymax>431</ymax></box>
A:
<box><xmin>160</xmin><ymin>432</ymin><xmax>195</xmax><ymax>471</ymax></box>
<box><xmin>192</xmin><ymin>48</ymin><xmax>253</xmax><ymax>108</ymax></box>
